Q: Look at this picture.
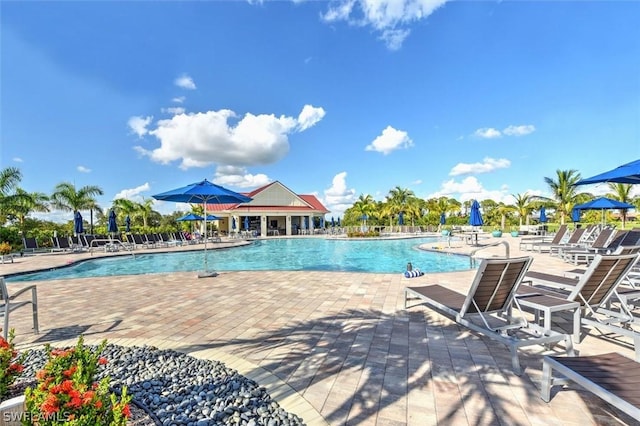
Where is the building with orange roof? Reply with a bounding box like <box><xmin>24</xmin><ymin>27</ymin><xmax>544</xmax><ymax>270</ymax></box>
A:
<box><xmin>206</xmin><ymin>181</ymin><xmax>330</xmax><ymax>237</ymax></box>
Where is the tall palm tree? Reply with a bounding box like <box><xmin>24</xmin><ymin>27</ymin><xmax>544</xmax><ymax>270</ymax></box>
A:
<box><xmin>512</xmin><ymin>192</ymin><xmax>534</xmax><ymax>226</ymax></box>
<box><xmin>134</xmin><ymin>198</ymin><xmax>155</xmax><ymax>229</ymax></box>
<box><xmin>0</xmin><ymin>167</ymin><xmax>25</xmax><ymax>221</ymax></box>
<box><xmin>606</xmin><ymin>183</ymin><xmax>635</xmax><ymax>228</ymax></box>
<box><xmin>50</xmin><ymin>182</ymin><xmax>104</xmax><ymax>223</ymax></box>
<box><xmin>349</xmin><ymin>194</ymin><xmax>376</xmax><ymax>227</ymax></box>
<box><xmin>384</xmin><ymin>186</ymin><xmax>415</xmax><ymax>226</ymax></box>
<box><xmin>543</xmin><ymin>169</ymin><xmax>585</xmax><ymax>225</ymax></box>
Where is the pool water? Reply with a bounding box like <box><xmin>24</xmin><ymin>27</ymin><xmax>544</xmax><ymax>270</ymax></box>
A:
<box><xmin>7</xmin><ymin>237</ymin><xmax>472</xmax><ymax>282</ymax></box>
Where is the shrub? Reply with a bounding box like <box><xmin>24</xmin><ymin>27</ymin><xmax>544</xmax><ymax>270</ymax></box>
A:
<box><xmin>24</xmin><ymin>336</ymin><xmax>131</xmax><ymax>425</ymax></box>
<box><xmin>0</xmin><ymin>329</ymin><xmax>26</xmax><ymax>399</ymax></box>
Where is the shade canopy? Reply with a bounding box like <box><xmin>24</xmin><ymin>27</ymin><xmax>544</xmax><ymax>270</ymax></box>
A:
<box><xmin>573</xmin><ymin>197</ymin><xmax>635</xmax><ymax>211</ymax></box>
<box><xmin>74</xmin><ymin>211</ymin><xmax>84</xmax><ymax>235</ymax></box>
<box><xmin>576</xmin><ymin>159</ymin><xmax>640</xmax><ymax>185</ymax></box>
<box><xmin>469</xmin><ymin>200</ymin><xmax>483</xmax><ymax>227</ymax></box>
<box><xmin>539</xmin><ymin>207</ymin><xmax>548</xmax><ymax>223</ymax></box>
<box><xmin>177</xmin><ymin>213</ymin><xmax>204</xmax><ymax>221</ymax></box>
<box><xmin>152</xmin><ymin>179</ymin><xmax>252</xmax><ymax>277</ymax></box>
<box><xmin>107</xmin><ymin>210</ymin><xmax>118</xmax><ymax>234</ymax></box>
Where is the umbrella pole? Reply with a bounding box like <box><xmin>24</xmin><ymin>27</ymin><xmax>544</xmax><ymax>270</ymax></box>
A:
<box><xmin>198</xmin><ymin>201</ymin><xmax>217</xmax><ymax>278</ymax></box>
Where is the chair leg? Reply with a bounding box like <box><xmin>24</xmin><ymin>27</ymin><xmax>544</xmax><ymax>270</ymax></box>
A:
<box><xmin>541</xmin><ymin>359</ymin><xmax>552</xmax><ymax>402</ymax></box>
<box><xmin>3</xmin><ymin>313</ymin><xmax>8</xmax><ymax>340</ymax></box>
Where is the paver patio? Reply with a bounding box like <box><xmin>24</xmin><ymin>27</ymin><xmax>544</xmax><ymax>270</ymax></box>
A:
<box><xmin>1</xmin><ymin>235</ymin><xmax>637</xmax><ymax>425</ymax></box>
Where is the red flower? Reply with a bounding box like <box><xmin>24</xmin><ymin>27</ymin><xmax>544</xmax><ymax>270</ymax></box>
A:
<box><xmin>98</xmin><ymin>357</ymin><xmax>108</xmax><ymax>365</ymax></box>
<box><xmin>63</xmin><ymin>365</ymin><xmax>77</xmax><ymax>377</ymax></box>
<box><xmin>122</xmin><ymin>404</ymin><xmax>131</xmax><ymax>418</ymax></box>
<box><xmin>41</xmin><ymin>394</ymin><xmax>60</xmax><ymax>414</ymax></box>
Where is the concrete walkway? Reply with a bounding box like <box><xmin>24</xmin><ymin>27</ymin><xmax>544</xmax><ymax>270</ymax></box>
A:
<box><xmin>1</xmin><ymin>235</ymin><xmax>637</xmax><ymax>425</ymax></box>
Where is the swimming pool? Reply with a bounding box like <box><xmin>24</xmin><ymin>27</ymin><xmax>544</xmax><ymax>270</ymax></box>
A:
<box><xmin>6</xmin><ymin>237</ymin><xmax>472</xmax><ymax>282</ymax></box>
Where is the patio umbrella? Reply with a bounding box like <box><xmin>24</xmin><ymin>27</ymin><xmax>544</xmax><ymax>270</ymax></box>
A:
<box><xmin>398</xmin><ymin>212</ymin><xmax>404</xmax><ymax>226</ymax></box>
<box><xmin>331</xmin><ymin>216</ymin><xmax>335</xmax><ymax>227</ymax></box>
<box><xmin>440</xmin><ymin>213</ymin><xmax>446</xmax><ymax>225</ymax></box>
<box><xmin>125</xmin><ymin>215</ymin><xmax>131</xmax><ymax>233</ymax></box>
<box><xmin>304</xmin><ymin>216</ymin><xmax>309</xmax><ymax>230</ymax></box>
<box><xmin>320</xmin><ymin>217</ymin><xmax>324</xmax><ymax>229</ymax></box>
<box><xmin>469</xmin><ymin>200</ymin><xmax>483</xmax><ymax>227</ymax></box>
<box><xmin>177</xmin><ymin>213</ymin><xmax>204</xmax><ymax>221</ymax></box>
<box><xmin>539</xmin><ymin>207</ymin><xmax>547</xmax><ymax>223</ymax></box>
<box><xmin>576</xmin><ymin>159</ymin><xmax>640</xmax><ymax>185</ymax></box>
<box><xmin>232</xmin><ymin>217</ymin><xmax>237</xmax><ymax>231</ymax></box>
<box><xmin>571</xmin><ymin>208</ymin><xmax>581</xmax><ymax>223</ymax></box>
<box><xmin>74</xmin><ymin>211</ymin><xmax>84</xmax><ymax>235</ymax></box>
<box><xmin>107</xmin><ymin>210</ymin><xmax>118</xmax><ymax>235</ymax></box>
<box><xmin>153</xmin><ymin>179</ymin><xmax>252</xmax><ymax>278</ymax></box>
<box><xmin>244</xmin><ymin>216</ymin><xmax>249</xmax><ymax>231</ymax></box>
<box><xmin>337</xmin><ymin>217</ymin><xmax>341</xmax><ymax>227</ymax></box>
<box><xmin>572</xmin><ymin>197</ymin><xmax>634</xmax><ymax>225</ymax></box>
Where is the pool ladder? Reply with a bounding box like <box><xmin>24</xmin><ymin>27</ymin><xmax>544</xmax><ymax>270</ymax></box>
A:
<box><xmin>468</xmin><ymin>241</ymin><xmax>510</xmax><ymax>268</ymax></box>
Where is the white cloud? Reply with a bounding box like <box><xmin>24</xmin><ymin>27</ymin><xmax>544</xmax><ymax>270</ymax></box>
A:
<box><xmin>161</xmin><ymin>107</ymin><xmax>186</xmax><ymax>115</ymax></box>
<box><xmin>213</xmin><ymin>165</ymin><xmax>271</xmax><ymax>189</ymax></box>
<box><xmin>77</xmin><ymin>165</ymin><xmax>91</xmax><ymax>173</ymax></box>
<box><xmin>172</xmin><ymin>96</ymin><xmax>186</xmax><ymax>103</ymax></box>
<box><xmin>474</xmin><ymin>127</ymin><xmax>502</xmax><ymax>139</ymax></box>
<box><xmin>322</xmin><ymin>172</ymin><xmax>357</xmax><ymax>217</ymax></box>
<box><xmin>113</xmin><ymin>182</ymin><xmax>151</xmax><ymax>202</ymax></box>
<box><xmin>134</xmin><ymin>105</ymin><xmax>325</xmax><ymax>170</ymax></box>
<box><xmin>365</xmin><ymin>125</ymin><xmax>413</xmax><ymax>155</ymax></box>
<box><xmin>428</xmin><ymin>176</ymin><xmax>512</xmax><ymax>204</ymax></box>
<box><xmin>297</xmin><ymin>105</ymin><xmax>326</xmax><ymax>131</ymax></box>
<box><xmin>128</xmin><ymin>115</ymin><xmax>153</xmax><ymax>138</ymax></box>
<box><xmin>503</xmin><ymin>124</ymin><xmax>535</xmax><ymax>136</ymax></box>
<box><xmin>175</xmin><ymin>74</ymin><xmax>196</xmax><ymax>90</ymax></box>
<box><xmin>13</xmin><ymin>157</ymin><xmax>23</xmax><ymax>163</ymax></box>
<box><xmin>321</xmin><ymin>0</ymin><xmax>450</xmax><ymax>50</ymax></box>
<box><xmin>449</xmin><ymin>157</ymin><xmax>511</xmax><ymax>176</ymax></box>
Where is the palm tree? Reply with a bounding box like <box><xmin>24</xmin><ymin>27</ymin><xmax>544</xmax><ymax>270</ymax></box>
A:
<box><xmin>512</xmin><ymin>192</ymin><xmax>534</xmax><ymax>226</ymax></box>
<box><xmin>606</xmin><ymin>183</ymin><xmax>635</xmax><ymax>228</ymax></box>
<box><xmin>0</xmin><ymin>167</ymin><xmax>25</xmax><ymax>222</ymax></box>
<box><xmin>349</xmin><ymin>194</ymin><xmax>376</xmax><ymax>228</ymax></box>
<box><xmin>50</xmin><ymin>182</ymin><xmax>104</xmax><ymax>230</ymax></box>
<box><xmin>543</xmin><ymin>169</ymin><xmax>585</xmax><ymax>225</ymax></box>
<box><xmin>134</xmin><ymin>198</ymin><xmax>155</xmax><ymax>229</ymax></box>
<box><xmin>7</xmin><ymin>189</ymin><xmax>50</xmax><ymax>234</ymax></box>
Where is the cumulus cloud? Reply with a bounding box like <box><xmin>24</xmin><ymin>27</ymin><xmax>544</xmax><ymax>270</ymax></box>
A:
<box><xmin>449</xmin><ymin>157</ymin><xmax>511</xmax><ymax>176</ymax></box>
<box><xmin>128</xmin><ymin>116</ymin><xmax>153</xmax><ymax>138</ymax></box>
<box><xmin>172</xmin><ymin>96</ymin><xmax>186</xmax><ymax>103</ymax></box>
<box><xmin>428</xmin><ymin>176</ymin><xmax>512</xmax><ymax>204</ymax></box>
<box><xmin>297</xmin><ymin>105</ymin><xmax>326</xmax><ymax>131</ymax></box>
<box><xmin>13</xmin><ymin>157</ymin><xmax>23</xmax><ymax>163</ymax></box>
<box><xmin>365</xmin><ymin>125</ymin><xmax>413</xmax><ymax>155</ymax></box>
<box><xmin>503</xmin><ymin>124</ymin><xmax>535</xmax><ymax>136</ymax></box>
<box><xmin>323</xmin><ymin>172</ymin><xmax>357</xmax><ymax>217</ymax></box>
<box><xmin>474</xmin><ymin>124</ymin><xmax>536</xmax><ymax>139</ymax></box>
<box><xmin>161</xmin><ymin>107</ymin><xmax>186</xmax><ymax>115</ymax></box>
<box><xmin>474</xmin><ymin>127</ymin><xmax>502</xmax><ymax>139</ymax></box>
<box><xmin>175</xmin><ymin>74</ymin><xmax>196</xmax><ymax>90</ymax></box>
<box><xmin>213</xmin><ymin>165</ymin><xmax>272</xmax><ymax>189</ymax></box>
<box><xmin>113</xmin><ymin>183</ymin><xmax>151</xmax><ymax>202</ymax></box>
<box><xmin>77</xmin><ymin>165</ymin><xmax>91</xmax><ymax>173</ymax></box>
<box><xmin>321</xmin><ymin>0</ymin><xmax>450</xmax><ymax>50</ymax></box>
<box><xmin>133</xmin><ymin>104</ymin><xmax>325</xmax><ymax>170</ymax></box>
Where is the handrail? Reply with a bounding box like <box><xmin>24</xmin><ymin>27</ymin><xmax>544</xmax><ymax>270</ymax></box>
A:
<box><xmin>468</xmin><ymin>241</ymin><xmax>510</xmax><ymax>268</ymax></box>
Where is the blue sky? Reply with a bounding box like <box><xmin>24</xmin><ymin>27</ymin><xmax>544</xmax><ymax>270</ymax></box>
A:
<box><xmin>2</xmin><ymin>0</ymin><xmax>639</xmax><ymax>221</ymax></box>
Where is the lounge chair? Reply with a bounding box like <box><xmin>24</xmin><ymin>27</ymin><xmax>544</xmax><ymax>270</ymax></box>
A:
<box><xmin>543</xmin><ymin>227</ymin><xmax>586</xmax><ymax>255</ymax></box>
<box><xmin>519</xmin><ymin>224</ymin><xmax>568</xmax><ymax>251</ymax></box>
<box><xmin>404</xmin><ymin>256</ymin><xmax>574</xmax><ymax>375</ymax></box>
<box><xmin>560</xmin><ymin>228</ymin><xmax>615</xmax><ymax>265</ymax></box>
<box><xmin>0</xmin><ymin>276</ymin><xmax>39</xmax><ymax>339</ymax></box>
<box><xmin>52</xmin><ymin>236</ymin><xmax>72</xmax><ymax>252</ymax></box>
<box><xmin>21</xmin><ymin>237</ymin><xmax>47</xmax><ymax>254</ymax></box>
<box><xmin>541</xmin><ymin>352</ymin><xmax>640</xmax><ymax>419</ymax></box>
<box><xmin>563</xmin><ymin>230</ymin><xmax>640</xmax><ymax>266</ymax></box>
<box><xmin>519</xmin><ymin>252</ymin><xmax>640</xmax><ymax>359</ymax></box>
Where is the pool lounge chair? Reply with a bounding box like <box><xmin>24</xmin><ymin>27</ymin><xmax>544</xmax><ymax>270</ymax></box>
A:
<box><xmin>520</xmin><ymin>252</ymin><xmax>640</xmax><ymax>359</ymax></box>
<box><xmin>542</xmin><ymin>227</ymin><xmax>586</xmax><ymax>255</ymax></box>
<box><xmin>541</xmin><ymin>352</ymin><xmax>640</xmax><ymax>419</ymax></box>
<box><xmin>0</xmin><ymin>276</ymin><xmax>39</xmax><ymax>340</ymax></box>
<box><xmin>520</xmin><ymin>225</ymin><xmax>568</xmax><ymax>251</ymax></box>
<box><xmin>52</xmin><ymin>236</ymin><xmax>72</xmax><ymax>252</ymax></box>
<box><xmin>404</xmin><ymin>256</ymin><xmax>574</xmax><ymax>375</ymax></box>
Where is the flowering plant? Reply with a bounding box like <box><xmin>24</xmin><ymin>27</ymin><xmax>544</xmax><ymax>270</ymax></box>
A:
<box><xmin>24</xmin><ymin>336</ymin><xmax>131</xmax><ymax>425</ymax></box>
<box><xmin>0</xmin><ymin>328</ymin><xmax>26</xmax><ymax>399</ymax></box>
<box><xmin>0</xmin><ymin>242</ymin><xmax>12</xmax><ymax>255</ymax></box>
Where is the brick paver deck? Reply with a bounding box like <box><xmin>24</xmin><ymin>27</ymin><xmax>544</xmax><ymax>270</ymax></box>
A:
<box><xmin>1</xmin><ymin>235</ymin><xmax>637</xmax><ymax>425</ymax></box>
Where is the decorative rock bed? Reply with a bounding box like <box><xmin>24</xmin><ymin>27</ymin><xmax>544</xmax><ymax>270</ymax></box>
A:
<box><xmin>15</xmin><ymin>344</ymin><xmax>306</xmax><ymax>426</ymax></box>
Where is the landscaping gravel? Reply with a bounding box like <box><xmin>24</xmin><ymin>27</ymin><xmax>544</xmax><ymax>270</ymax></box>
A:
<box><xmin>17</xmin><ymin>344</ymin><xmax>306</xmax><ymax>426</ymax></box>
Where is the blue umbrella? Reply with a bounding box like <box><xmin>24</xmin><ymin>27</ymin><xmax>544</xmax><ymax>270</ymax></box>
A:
<box><xmin>320</xmin><ymin>217</ymin><xmax>325</xmax><ymax>229</ymax></box>
<box><xmin>74</xmin><ymin>211</ymin><xmax>84</xmax><ymax>235</ymax></box>
<box><xmin>125</xmin><ymin>215</ymin><xmax>131</xmax><ymax>233</ymax></box>
<box><xmin>177</xmin><ymin>213</ymin><xmax>204</xmax><ymax>221</ymax></box>
<box><xmin>398</xmin><ymin>212</ymin><xmax>404</xmax><ymax>226</ymax></box>
<box><xmin>469</xmin><ymin>200</ymin><xmax>483</xmax><ymax>227</ymax></box>
<box><xmin>573</xmin><ymin>197</ymin><xmax>635</xmax><ymax>225</ymax></box>
<box><xmin>244</xmin><ymin>216</ymin><xmax>249</xmax><ymax>231</ymax></box>
<box><xmin>153</xmin><ymin>179</ymin><xmax>252</xmax><ymax>277</ymax></box>
<box><xmin>439</xmin><ymin>213</ymin><xmax>446</xmax><ymax>225</ymax></box>
<box><xmin>539</xmin><ymin>207</ymin><xmax>548</xmax><ymax>223</ymax></box>
<box><xmin>232</xmin><ymin>217</ymin><xmax>237</xmax><ymax>231</ymax></box>
<box><xmin>304</xmin><ymin>217</ymin><xmax>309</xmax><ymax>230</ymax></box>
<box><xmin>107</xmin><ymin>210</ymin><xmax>118</xmax><ymax>234</ymax></box>
<box><xmin>576</xmin><ymin>159</ymin><xmax>640</xmax><ymax>185</ymax></box>
<box><xmin>337</xmin><ymin>217</ymin><xmax>341</xmax><ymax>227</ymax></box>
<box><xmin>331</xmin><ymin>216</ymin><xmax>335</xmax><ymax>227</ymax></box>
<box><xmin>572</xmin><ymin>208</ymin><xmax>581</xmax><ymax>223</ymax></box>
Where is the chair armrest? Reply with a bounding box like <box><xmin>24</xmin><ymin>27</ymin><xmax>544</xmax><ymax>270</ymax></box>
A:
<box><xmin>8</xmin><ymin>284</ymin><xmax>37</xmax><ymax>300</ymax></box>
